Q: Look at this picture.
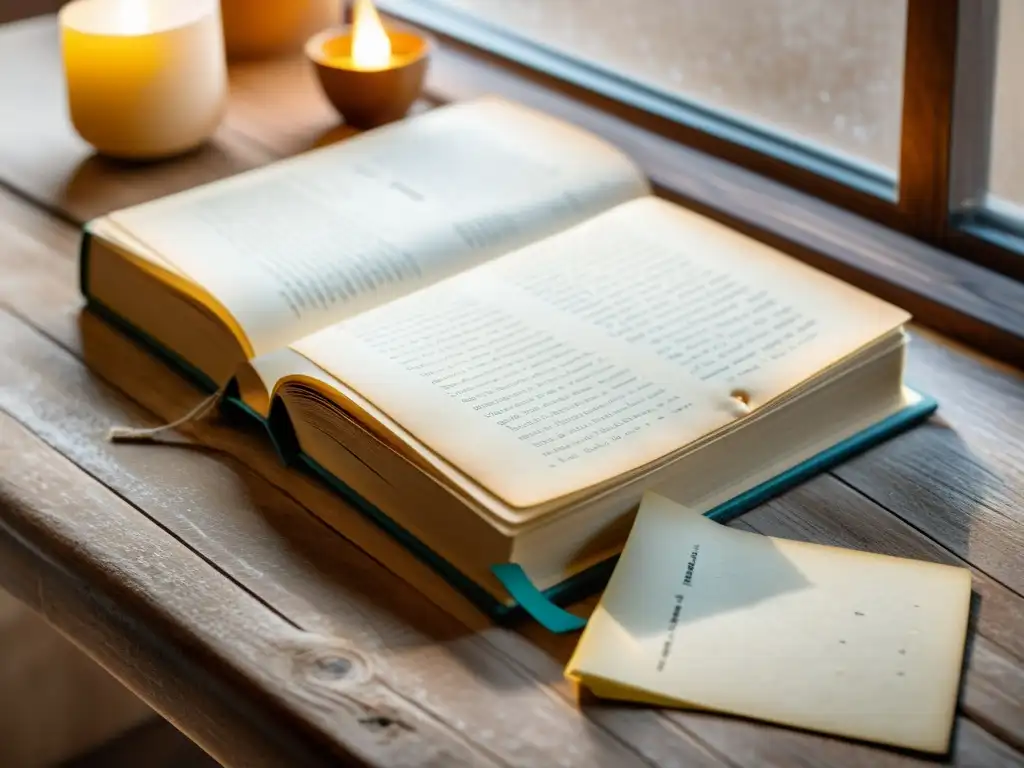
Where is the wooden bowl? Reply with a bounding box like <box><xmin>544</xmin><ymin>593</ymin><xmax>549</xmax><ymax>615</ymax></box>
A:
<box><xmin>305</xmin><ymin>26</ymin><xmax>432</xmax><ymax>129</ymax></box>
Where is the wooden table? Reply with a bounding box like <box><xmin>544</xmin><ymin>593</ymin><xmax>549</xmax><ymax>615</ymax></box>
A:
<box><xmin>0</xmin><ymin>14</ymin><xmax>1022</xmax><ymax>768</ymax></box>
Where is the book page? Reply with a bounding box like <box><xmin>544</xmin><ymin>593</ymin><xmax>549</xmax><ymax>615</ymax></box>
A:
<box><xmin>293</xmin><ymin>197</ymin><xmax>909</xmax><ymax>508</ymax></box>
<box><xmin>107</xmin><ymin>98</ymin><xmax>647</xmax><ymax>356</ymax></box>
<box><xmin>566</xmin><ymin>493</ymin><xmax>972</xmax><ymax>754</ymax></box>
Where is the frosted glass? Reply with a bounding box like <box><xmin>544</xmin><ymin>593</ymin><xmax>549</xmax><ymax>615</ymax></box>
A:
<box><xmin>987</xmin><ymin>0</ymin><xmax>1024</xmax><ymax>210</ymax></box>
<box><xmin>434</xmin><ymin>0</ymin><xmax>907</xmax><ymax>173</ymax></box>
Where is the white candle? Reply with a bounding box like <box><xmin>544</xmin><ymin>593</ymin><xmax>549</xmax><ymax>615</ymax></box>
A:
<box><xmin>60</xmin><ymin>0</ymin><xmax>227</xmax><ymax>160</ymax></box>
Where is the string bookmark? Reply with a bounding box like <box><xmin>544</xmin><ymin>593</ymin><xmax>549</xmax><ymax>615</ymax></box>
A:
<box><xmin>107</xmin><ymin>383</ymin><xmax>227</xmax><ymax>443</ymax></box>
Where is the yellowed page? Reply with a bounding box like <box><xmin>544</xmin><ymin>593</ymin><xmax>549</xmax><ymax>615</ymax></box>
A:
<box><xmin>566</xmin><ymin>493</ymin><xmax>971</xmax><ymax>755</ymax></box>
<box><xmin>107</xmin><ymin>97</ymin><xmax>647</xmax><ymax>357</ymax></box>
<box><xmin>293</xmin><ymin>197</ymin><xmax>909</xmax><ymax>508</ymax></box>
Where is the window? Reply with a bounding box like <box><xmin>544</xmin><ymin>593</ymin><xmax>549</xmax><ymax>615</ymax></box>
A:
<box><xmin>986</xmin><ymin>0</ymin><xmax>1024</xmax><ymax>214</ymax></box>
<box><xmin>382</xmin><ymin>0</ymin><xmax>1024</xmax><ymax>284</ymax></box>
<box><xmin>946</xmin><ymin>0</ymin><xmax>1024</xmax><ymax>278</ymax></box>
<box><xmin>430</xmin><ymin>0</ymin><xmax>907</xmax><ymax>177</ymax></box>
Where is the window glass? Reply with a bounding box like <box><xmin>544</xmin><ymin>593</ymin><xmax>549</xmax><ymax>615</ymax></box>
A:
<box><xmin>986</xmin><ymin>0</ymin><xmax>1024</xmax><ymax>213</ymax></box>
<box><xmin>433</xmin><ymin>0</ymin><xmax>908</xmax><ymax>174</ymax></box>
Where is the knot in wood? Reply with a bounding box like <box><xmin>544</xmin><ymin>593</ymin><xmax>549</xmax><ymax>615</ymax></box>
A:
<box><xmin>315</xmin><ymin>655</ymin><xmax>353</xmax><ymax>679</ymax></box>
<box><xmin>285</xmin><ymin>639</ymin><xmax>371</xmax><ymax>687</ymax></box>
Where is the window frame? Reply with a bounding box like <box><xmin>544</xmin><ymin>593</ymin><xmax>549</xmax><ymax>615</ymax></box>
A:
<box><xmin>378</xmin><ymin>0</ymin><xmax>1024</xmax><ymax>364</ymax></box>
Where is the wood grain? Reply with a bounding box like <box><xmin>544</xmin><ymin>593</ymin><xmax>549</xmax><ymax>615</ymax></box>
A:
<box><xmin>898</xmin><ymin>0</ymin><xmax>959</xmax><ymax>238</ymax></box>
<box><xmin>0</xmin><ymin>0</ymin><xmax>61</xmax><ymax>24</ymax></box>
<box><xmin>0</xmin><ymin>12</ymin><xmax>1022</xmax><ymax>768</ymax></box>
<box><xmin>2</xmin><ymin>313</ymin><xmax>1015</xmax><ymax>768</ymax></box>
<box><xmin>0</xmin><ymin>588</ymin><xmax>153</xmax><ymax>767</ymax></box>
<box><xmin>835</xmin><ymin>334</ymin><xmax>1024</xmax><ymax>597</ymax></box>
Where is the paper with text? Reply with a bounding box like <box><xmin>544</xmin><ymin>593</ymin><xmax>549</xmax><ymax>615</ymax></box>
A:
<box><xmin>108</xmin><ymin>98</ymin><xmax>647</xmax><ymax>356</ymax></box>
<box><xmin>294</xmin><ymin>197</ymin><xmax>909</xmax><ymax>508</ymax></box>
<box><xmin>566</xmin><ymin>493</ymin><xmax>971</xmax><ymax>754</ymax></box>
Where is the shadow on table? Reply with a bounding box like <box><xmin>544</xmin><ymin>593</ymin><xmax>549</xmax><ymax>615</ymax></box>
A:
<box><xmin>57</xmin><ymin>139</ymin><xmax>270</xmax><ymax>222</ymax></box>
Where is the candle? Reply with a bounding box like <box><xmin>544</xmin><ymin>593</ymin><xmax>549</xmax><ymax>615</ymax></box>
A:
<box><xmin>306</xmin><ymin>0</ymin><xmax>432</xmax><ymax>129</ymax></box>
<box><xmin>351</xmin><ymin>0</ymin><xmax>392</xmax><ymax>71</ymax></box>
<box><xmin>60</xmin><ymin>0</ymin><xmax>227</xmax><ymax>160</ymax></box>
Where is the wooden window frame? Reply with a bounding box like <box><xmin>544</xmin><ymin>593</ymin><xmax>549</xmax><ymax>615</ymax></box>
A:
<box><xmin>379</xmin><ymin>0</ymin><xmax>1024</xmax><ymax>365</ymax></box>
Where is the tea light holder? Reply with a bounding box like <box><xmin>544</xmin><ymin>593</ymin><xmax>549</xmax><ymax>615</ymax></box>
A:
<box><xmin>60</xmin><ymin>0</ymin><xmax>228</xmax><ymax>160</ymax></box>
<box><xmin>305</xmin><ymin>25</ymin><xmax>433</xmax><ymax>129</ymax></box>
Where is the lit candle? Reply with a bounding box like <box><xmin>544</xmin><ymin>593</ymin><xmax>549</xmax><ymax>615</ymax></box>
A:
<box><xmin>60</xmin><ymin>0</ymin><xmax>228</xmax><ymax>160</ymax></box>
<box><xmin>351</xmin><ymin>0</ymin><xmax>392</xmax><ymax>71</ymax></box>
<box><xmin>306</xmin><ymin>0</ymin><xmax>432</xmax><ymax>128</ymax></box>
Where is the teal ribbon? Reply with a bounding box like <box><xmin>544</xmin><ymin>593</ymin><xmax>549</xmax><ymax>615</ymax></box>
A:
<box><xmin>491</xmin><ymin>563</ymin><xmax>588</xmax><ymax>633</ymax></box>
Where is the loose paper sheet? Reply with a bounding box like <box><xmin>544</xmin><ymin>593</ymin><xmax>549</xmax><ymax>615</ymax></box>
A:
<box><xmin>566</xmin><ymin>493</ymin><xmax>972</xmax><ymax>754</ymax></box>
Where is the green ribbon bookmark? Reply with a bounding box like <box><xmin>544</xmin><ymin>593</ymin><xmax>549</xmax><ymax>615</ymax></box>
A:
<box><xmin>491</xmin><ymin>563</ymin><xmax>588</xmax><ymax>633</ymax></box>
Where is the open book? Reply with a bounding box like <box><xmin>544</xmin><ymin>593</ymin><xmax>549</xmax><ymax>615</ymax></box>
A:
<box><xmin>79</xmin><ymin>98</ymin><xmax>936</xmax><ymax>624</ymax></box>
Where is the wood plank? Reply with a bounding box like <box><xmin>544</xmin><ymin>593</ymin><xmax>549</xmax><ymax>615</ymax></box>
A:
<box><xmin>834</xmin><ymin>333</ymin><xmax>1024</xmax><ymax>596</ymax></box>
<box><xmin>0</xmin><ymin>0</ymin><xmax>62</xmax><ymax>24</ymax></box>
<box><xmin>898</xmin><ymin>0</ymin><xmax>958</xmax><ymax>238</ymax></box>
<box><xmin>0</xmin><ymin>588</ymin><xmax>154</xmax><ymax>767</ymax></box>
<box><xmin>659</xmin><ymin>717</ymin><xmax>1023</xmax><ymax>768</ymax></box>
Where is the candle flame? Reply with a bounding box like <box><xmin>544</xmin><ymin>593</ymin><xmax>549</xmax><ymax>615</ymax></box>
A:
<box><xmin>117</xmin><ymin>0</ymin><xmax>151</xmax><ymax>35</ymax></box>
<box><xmin>352</xmin><ymin>0</ymin><xmax>391</xmax><ymax>70</ymax></box>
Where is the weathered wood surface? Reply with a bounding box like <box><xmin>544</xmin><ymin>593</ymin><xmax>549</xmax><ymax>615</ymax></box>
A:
<box><xmin>0</xmin><ymin>13</ymin><xmax>1022</xmax><ymax>768</ymax></box>
<box><xmin>0</xmin><ymin>587</ymin><xmax>153</xmax><ymax>767</ymax></box>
